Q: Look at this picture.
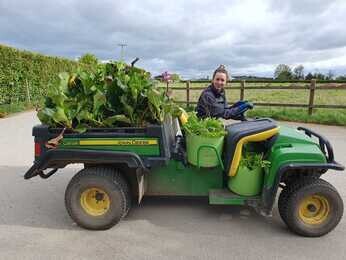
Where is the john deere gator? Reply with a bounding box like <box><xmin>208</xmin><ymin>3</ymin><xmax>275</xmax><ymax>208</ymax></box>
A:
<box><xmin>24</xmin><ymin>107</ymin><xmax>344</xmax><ymax>237</ymax></box>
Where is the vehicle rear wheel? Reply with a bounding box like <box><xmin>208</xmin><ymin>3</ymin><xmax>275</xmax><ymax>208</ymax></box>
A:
<box><xmin>279</xmin><ymin>179</ymin><xmax>343</xmax><ymax>237</ymax></box>
<box><xmin>65</xmin><ymin>167</ymin><xmax>131</xmax><ymax>230</ymax></box>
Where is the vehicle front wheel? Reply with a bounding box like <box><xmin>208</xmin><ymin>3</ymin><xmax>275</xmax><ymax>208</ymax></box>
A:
<box><xmin>279</xmin><ymin>179</ymin><xmax>343</xmax><ymax>237</ymax></box>
<box><xmin>65</xmin><ymin>167</ymin><xmax>131</xmax><ymax>230</ymax></box>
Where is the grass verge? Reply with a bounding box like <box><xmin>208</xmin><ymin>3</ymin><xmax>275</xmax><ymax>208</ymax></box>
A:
<box><xmin>182</xmin><ymin>105</ymin><xmax>346</xmax><ymax>126</ymax></box>
<box><xmin>0</xmin><ymin>102</ymin><xmax>36</xmax><ymax>118</ymax></box>
<box><xmin>247</xmin><ymin>107</ymin><xmax>346</xmax><ymax>126</ymax></box>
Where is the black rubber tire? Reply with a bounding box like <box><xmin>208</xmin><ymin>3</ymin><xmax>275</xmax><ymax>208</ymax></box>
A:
<box><xmin>279</xmin><ymin>178</ymin><xmax>343</xmax><ymax>237</ymax></box>
<box><xmin>282</xmin><ymin>172</ymin><xmax>322</xmax><ymax>186</ymax></box>
<box><xmin>278</xmin><ymin>187</ymin><xmax>290</xmax><ymax>225</ymax></box>
<box><xmin>65</xmin><ymin>167</ymin><xmax>131</xmax><ymax>230</ymax></box>
<box><xmin>279</xmin><ymin>175</ymin><xmax>323</xmax><ymax>225</ymax></box>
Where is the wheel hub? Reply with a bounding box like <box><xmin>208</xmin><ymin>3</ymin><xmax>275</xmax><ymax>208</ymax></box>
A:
<box><xmin>95</xmin><ymin>191</ymin><xmax>105</xmax><ymax>202</ymax></box>
<box><xmin>80</xmin><ymin>188</ymin><xmax>111</xmax><ymax>216</ymax></box>
<box><xmin>298</xmin><ymin>195</ymin><xmax>330</xmax><ymax>225</ymax></box>
<box><xmin>307</xmin><ymin>204</ymin><xmax>317</xmax><ymax>213</ymax></box>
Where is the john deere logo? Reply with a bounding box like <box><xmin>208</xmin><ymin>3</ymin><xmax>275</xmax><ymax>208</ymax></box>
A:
<box><xmin>79</xmin><ymin>139</ymin><xmax>158</xmax><ymax>146</ymax></box>
<box><xmin>117</xmin><ymin>140</ymin><xmax>156</xmax><ymax>145</ymax></box>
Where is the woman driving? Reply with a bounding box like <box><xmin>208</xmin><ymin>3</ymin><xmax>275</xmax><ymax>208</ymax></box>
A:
<box><xmin>196</xmin><ymin>65</ymin><xmax>252</xmax><ymax>120</ymax></box>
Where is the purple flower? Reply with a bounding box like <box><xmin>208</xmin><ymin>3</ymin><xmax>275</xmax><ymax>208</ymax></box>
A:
<box><xmin>162</xmin><ymin>71</ymin><xmax>171</xmax><ymax>82</ymax></box>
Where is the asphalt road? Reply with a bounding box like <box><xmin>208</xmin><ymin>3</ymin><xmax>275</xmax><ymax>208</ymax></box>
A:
<box><xmin>0</xmin><ymin>111</ymin><xmax>346</xmax><ymax>260</ymax></box>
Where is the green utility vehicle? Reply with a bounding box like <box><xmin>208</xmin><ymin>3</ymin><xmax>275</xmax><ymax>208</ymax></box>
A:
<box><xmin>24</xmin><ymin>108</ymin><xmax>344</xmax><ymax>237</ymax></box>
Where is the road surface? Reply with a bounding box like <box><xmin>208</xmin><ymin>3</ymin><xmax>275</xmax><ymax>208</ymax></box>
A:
<box><xmin>0</xmin><ymin>111</ymin><xmax>345</xmax><ymax>259</ymax></box>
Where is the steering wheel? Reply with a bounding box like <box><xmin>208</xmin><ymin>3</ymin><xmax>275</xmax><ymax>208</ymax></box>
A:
<box><xmin>231</xmin><ymin>100</ymin><xmax>254</xmax><ymax>121</ymax></box>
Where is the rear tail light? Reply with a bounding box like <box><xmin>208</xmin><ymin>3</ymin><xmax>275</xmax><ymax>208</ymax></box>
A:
<box><xmin>35</xmin><ymin>142</ymin><xmax>41</xmax><ymax>157</ymax></box>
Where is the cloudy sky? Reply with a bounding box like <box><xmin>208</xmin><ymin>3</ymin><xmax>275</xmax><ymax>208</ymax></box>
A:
<box><xmin>1</xmin><ymin>0</ymin><xmax>346</xmax><ymax>78</ymax></box>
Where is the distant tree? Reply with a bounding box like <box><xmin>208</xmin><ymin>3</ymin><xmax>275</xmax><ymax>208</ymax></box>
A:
<box><xmin>293</xmin><ymin>65</ymin><xmax>305</xmax><ymax>80</ymax></box>
<box><xmin>170</xmin><ymin>73</ymin><xmax>181</xmax><ymax>82</ymax></box>
<box><xmin>326</xmin><ymin>70</ymin><xmax>334</xmax><ymax>80</ymax></box>
<box><xmin>313</xmin><ymin>72</ymin><xmax>325</xmax><ymax>80</ymax></box>
<box><xmin>274</xmin><ymin>64</ymin><xmax>293</xmax><ymax>80</ymax></box>
<box><xmin>336</xmin><ymin>75</ymin><xmax>346</xmax><ymax>80</ymax></box>
<box><xmin>233</xmin><ymin>75</ymin><xmax>273</xmax><ymax>80</ymax></box>
<box><xmin>79</xmin><ymin>53</ymin><xmax>99</xmax><ymax>67</ymax></box>
<box><xmin>305</xmin><ymin>72</ymin><xmax>313</xmax><ymax>80</ymax></box>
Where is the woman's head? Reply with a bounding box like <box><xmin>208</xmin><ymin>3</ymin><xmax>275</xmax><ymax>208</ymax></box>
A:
<box><xmin>212</xmin><ymin>65</ymin><xmax>229</xmax><ymax>92</ymax></box>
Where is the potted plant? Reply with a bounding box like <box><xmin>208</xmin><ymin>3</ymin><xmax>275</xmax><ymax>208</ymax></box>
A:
<box><xmin>228</xmin><ymin>152</ymin><xmax>271</xmax><ymax>196</ymax></box>
<box><xmin>182</xmin><ymin>113</ymin><xmax>226</xmax><ymax>167</ymax></box>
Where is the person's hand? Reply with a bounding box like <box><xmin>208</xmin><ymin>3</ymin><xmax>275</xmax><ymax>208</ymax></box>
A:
<box><xmin>230</xmin><ymin>100</ymin><xmax>253</xmax><ymax>109</ymax></box>
<box><xmin>224</xmin><ymin>101</ymin><xmax>254</xmax><ymax>120</ymax></box>
<box><xmin>234</xmin><ymin>101</ymin><xmax>253</xmax><ymax>112</ymax></box>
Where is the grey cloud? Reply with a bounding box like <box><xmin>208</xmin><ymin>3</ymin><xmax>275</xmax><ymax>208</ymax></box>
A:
<box><xmin>0</xmin><ymin>0</ymin><xmax>346</xmax><ymax>78</ymax></box>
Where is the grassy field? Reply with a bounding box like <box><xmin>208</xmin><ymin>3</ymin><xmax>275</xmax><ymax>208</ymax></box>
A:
<box><xmin>1</xmin><ymin>81</ymin><xmax>345</xmax><ymax>126</ymax></box>
<box><xmin>159</xmin><ymin>81</ymin><xmax>346</xmax><ymax>126</ymax></box>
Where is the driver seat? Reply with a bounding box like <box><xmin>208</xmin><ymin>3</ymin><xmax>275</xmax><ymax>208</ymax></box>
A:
<box><xmin>223</xmin><ymin>118</ymin><xmax>279</xmax><ymax>177</ymax></box>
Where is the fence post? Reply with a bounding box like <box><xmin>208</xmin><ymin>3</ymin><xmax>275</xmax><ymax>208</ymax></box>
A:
<box><xmin>308</xmin><ymin>79</ymin><xmax>316</xmax><ymax>115</ymax></box>
<box><xmin>165</xmin><ymin>81</ymin><xmax>169</xmax><ymax>95</ymax></box>
<box><xmin>240</xmin><ymin>80</ymin><xmax>245</xmax><ymax>100</ymax></box>
<box><xmin>186</xmin><ymin>81</ymin><xmax>190</xmax><ymax>108</ymax></box>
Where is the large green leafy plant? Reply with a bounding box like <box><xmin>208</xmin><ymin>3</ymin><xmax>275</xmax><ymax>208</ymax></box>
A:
<box><xmin>37</xmin><ymin>62</ymin><xmax>179</xmax><ymax>132</ymax></box>
<box><xmin>182</xmin><ymin>113</ymin><xmax>226</xmax><ymax>138</ymax></box>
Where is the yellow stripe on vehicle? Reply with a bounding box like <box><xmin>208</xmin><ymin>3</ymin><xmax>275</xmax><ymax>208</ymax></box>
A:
<box><xmin>79</xmin><ymin>139</ymin><xmax>158</xmax><ymax>146</ymax></box>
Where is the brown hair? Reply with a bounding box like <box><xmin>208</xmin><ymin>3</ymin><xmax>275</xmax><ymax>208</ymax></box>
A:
<box><xmin>212</xmin><ymin>65</ymin><xmax>230</xmax><ymax>80</ymax></box>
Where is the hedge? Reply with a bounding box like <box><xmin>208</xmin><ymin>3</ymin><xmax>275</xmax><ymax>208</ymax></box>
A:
<box><xmin>0</xmin><ymin>44</ymin><xmax>78</xmax><ymax>105</ymax></box>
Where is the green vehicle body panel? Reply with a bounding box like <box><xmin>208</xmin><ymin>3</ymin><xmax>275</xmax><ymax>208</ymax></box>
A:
<box><xmin>208</xmin><ymin>192</ymin><xmax>247</xmax><ymax>205</ymax></box>
<box><xmin>39</xmin><ymin>124</ymin><xmax>332</xmax><ymax>207</ymax></box>
<box><xmin>145</xmin><ymin>161</ymin><xmax>258</xmax><ymax>205</ymax></box>
<box><xmin>209</xmin><ymin>197</ymin><xmax>245</xmax><ymax>205</ymax></box>
<box><xmin>59</xmin><ymin>137</ymin><xmax>160</xmax><ymax>156</ymax></box>
<box><xmin>146</xmin><ymin>160</ymin><xmax>224</xmax><ymax>196</ymax></box>
<box><xmin>56</xmin><ymin>125</ymin><xmax>327</xmax><ymax>199</ymax></box>
<box><xmin>264</xmin><ymin>125</ymin><xmax>326</xmax><ymax>188</ymax></box>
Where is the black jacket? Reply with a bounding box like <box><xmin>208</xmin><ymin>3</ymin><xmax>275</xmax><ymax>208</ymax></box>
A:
<box><xmin>196</xmin><ymin>85</ymin><xmax>240</xmax><ymax>120</ymax></box>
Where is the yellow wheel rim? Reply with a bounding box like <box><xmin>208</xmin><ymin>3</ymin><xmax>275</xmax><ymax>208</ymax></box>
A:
<box><xmin>80</xmin><ymin>188</ymin><xmax>111</xmax><ymax>216</ymax></box>
<box><xmin>298</xmin><ymin>195</ymin><xmax>330</xmax><ymax>225</ymax></box>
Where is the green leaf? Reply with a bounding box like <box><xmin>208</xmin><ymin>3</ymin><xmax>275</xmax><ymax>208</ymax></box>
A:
<box><xmin>93</xmin><ymin>90</ymin><xmax>106</xmax><ymax>114</ymax></box>
<box><xmin>74</xmin><ymin>123</ymin><xmax>88</xmax><ymax>133</ymax></box>
<box><xmin>58</xmin><ymin>72</ymin><xmax>69</xmax><ymax>92</ymax></box>
<box><xmin>76</xmin><ymin>110</ymin><xmax>93</xmax><ymax>122</ymax></box>
<box><xmin>116</xmin><ymin>78</ymin><xmax>127</xmax><ymax>90</ymax></box>
<box><xmin>37</xmin><ymin>108</ymin><xmax>55</xmax><ymax>125</ymax></box>
<box><xmin>120</xmin><ymin>95</ymin><xmax>134</xmax><ymax>118</ymax></box>
<box><xmin>103</xmin><ymin>114</ymin><xmax>131</xmax><ymax>126</ymax></box>
<box><xmin>52</xmin><ymin>107</ymin><xmax>71</xmax><ymax>127</ymax></box>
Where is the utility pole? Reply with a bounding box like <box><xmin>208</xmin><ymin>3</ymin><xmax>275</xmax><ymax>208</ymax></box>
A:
<box><xmin>117</xmin><ymin>43</ymin><xmax>127</xmax><ymax>61</ymax></box>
